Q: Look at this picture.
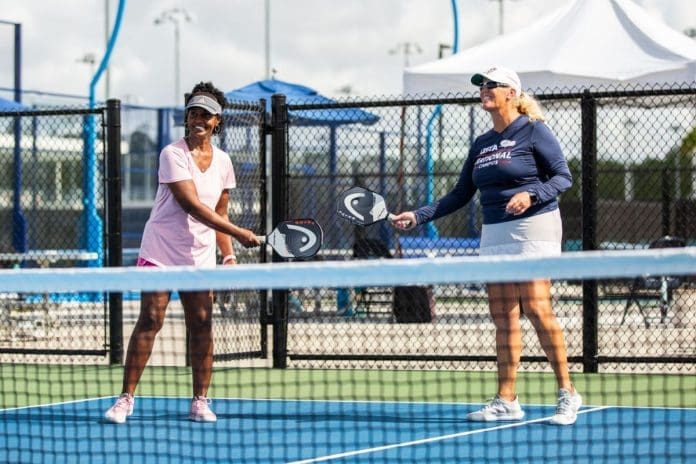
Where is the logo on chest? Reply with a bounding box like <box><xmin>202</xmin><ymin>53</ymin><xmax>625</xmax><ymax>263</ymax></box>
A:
<box><xmin>476</xmin><ymin>142</ymin><xmax>514</xmax><ymax>169</ymax></box>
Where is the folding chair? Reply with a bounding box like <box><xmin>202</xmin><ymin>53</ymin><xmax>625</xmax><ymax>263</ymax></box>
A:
<box><xmin>621</xmin><ymin>235</ymin><xmax>686</xmax><ymax>328</ymax></box>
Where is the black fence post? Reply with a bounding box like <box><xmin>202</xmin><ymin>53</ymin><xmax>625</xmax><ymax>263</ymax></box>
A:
<box><xmin>661</xmin><ymin>167</ymin><xmax>672</xmax><ymax>236</ymax></box>
<box><xmin>581</xmin><ymin>90</ymin><xmax>598</xmax><ymax>373</ymax></box>
<box><xmin>258</xmin><ymin>98</ymin><xmax>269</xmax><ymax>358</ymax></box>
<box><xmin>270</xmin><ymin>94</ymin><xmax>289</xmax><ymax>369</ymax></box>
<box><xmin>105</xmin><ymin>99</ymin><xmax>123</xmax><ymax>365</ymax></box>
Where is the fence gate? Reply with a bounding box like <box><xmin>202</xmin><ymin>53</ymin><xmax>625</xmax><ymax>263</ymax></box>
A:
<box><xmin>211</xmin><ymin>100</ymin><xmax>269</xmax><ymax>363</ymax></box>
<box><xmin>0</xmin><ymin>105</ymin><xmax>113</xmax><ymax>360</ymax></box>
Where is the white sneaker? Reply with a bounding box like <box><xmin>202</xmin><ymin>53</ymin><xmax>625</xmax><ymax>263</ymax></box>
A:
<box><xmin>189</xmin><ymin>396</ymin><xmax>217</xmax><ymax>422</ymax></box>
<box><xmin>549</xmin><ymin>388</ymin><xmax>582</xmax><ymax>425</ymax></box>
<box><xmin>104</xmin><ymin>393</ymin><xmax>134</xmax><ymax>424</ymax></box>
<box><xmin>467</xmin><ymin>395</ymin><xmax>525</xmax><ymax>421</ymax></box>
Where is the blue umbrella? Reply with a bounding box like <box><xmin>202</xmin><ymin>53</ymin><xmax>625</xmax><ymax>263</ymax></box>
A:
<box><xmin>0</xmin><ymin>96</ymin><xmax>30</xmax><ymax>111</ymax></box>
<box><xmin>225</xmin><ymin>79</ymin><xmax>378</xmax><ymax>126</ymax></box>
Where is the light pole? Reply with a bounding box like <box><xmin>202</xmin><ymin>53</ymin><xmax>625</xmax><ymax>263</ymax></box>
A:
<box><xmin>389</xmin><ymin>42</ymin><xmax>422</xmax><ymax>68</ymax></box>
<box><xmin>154</xmin><ymin>8</ymin><xmax>192</xmax><ymax>105</ymax></box>
<box><xmin>0</xmin><ymin>19</ymin><xmax>21</xmax><ymax>103</ymax></box>
<box><xmin>264</xmin><ymin>0</ymin><xmax>271</xmax><ymax>79</ymax></box>
<box><xmin>104</xmin><ymin>0</ymin><xmax>111</xmax><ymax>99</ymax></box>
<box><xmin>77</xmin><ymin>53</ymin><xmax>97</xmax><ymax>80</ymax></box>
<box><xmin>0</xmin><ymin>19</ymin><xmax>24</xmax><ymax>251</ymax></box>
<box><xmin>489</xmin><ymin>0</ymin><xmax>521</xmax><ymax>35</ymax></box>
<box><xmin>438</xmin><ymin>43</ymin><xmax>452</xmax><ymax>59</ymax></box>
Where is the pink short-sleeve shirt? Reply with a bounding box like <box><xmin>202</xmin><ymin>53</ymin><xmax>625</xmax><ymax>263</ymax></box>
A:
<box><xmin>138</xmin><ymin>138</ymin><xmax>236</xmax><ymax>268</ymax></box>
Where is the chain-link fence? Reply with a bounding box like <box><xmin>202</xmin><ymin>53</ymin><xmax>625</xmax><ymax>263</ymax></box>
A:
<box><xmin>1</xmin><ymin>85</ymin><xmax>693</xmax><ymax>372</ymax></box>
<box><xmin>0</xmin><ymin>99</ymin><xmax>270</xmax><ymax>364</ymax></box>
<box><xmin>0</xmin><ymin>104</ymin><xmax>114</xmax><ymax>358</ymax></box>
<box><xmin>278</xmin><ymin>85</ymin><xmax>696</xmax><ymax>373</ymax></box>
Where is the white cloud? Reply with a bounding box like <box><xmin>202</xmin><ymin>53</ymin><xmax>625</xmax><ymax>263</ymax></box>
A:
<box><xmin>0</xmin><ymin>0</ymin><xmax>693</xmax><ymax>106</ymax></box>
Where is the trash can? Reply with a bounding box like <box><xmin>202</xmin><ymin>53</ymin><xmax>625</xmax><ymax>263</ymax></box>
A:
<box><xmin>392</xmin><ymin>286</ymin><xmax>434</xmax><ymax>323</ymax></box>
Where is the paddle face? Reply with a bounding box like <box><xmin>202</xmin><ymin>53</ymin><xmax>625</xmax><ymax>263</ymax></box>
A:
<box><xmin>337</xmin><ymin>186</ymin><xmax>390</xmax><ymax>226</ymax></box>
<box><xmin>265</xmin><ymin>218</ymin><xmax>323</xmax><ymax>258</ymax></box>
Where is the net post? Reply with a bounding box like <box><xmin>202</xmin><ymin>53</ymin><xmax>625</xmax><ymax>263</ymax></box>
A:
<box><xmin>270</xmin><ymin>93</ymin><xmax>289</xmax><ymax>369</ymax></box>
<box><xmin>105</xmin><ymin>98</ymin><xmax>123</xmax><ymax>365</ymax></box>
<box><xmin>581</xmin><ymin>90</ymin><xmax>598</xmax><ymax>373</ymax></box>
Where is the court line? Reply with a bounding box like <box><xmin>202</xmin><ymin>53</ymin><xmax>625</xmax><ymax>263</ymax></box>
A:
<box><xmin>0</xmin><ymin>396</ymin><xmax>113</xmax><ymax>412</ymax></box>
<box><xmin>286</xmin><ymin>406</ymin><xmax>611</xmax><ymax>464</ymax></box>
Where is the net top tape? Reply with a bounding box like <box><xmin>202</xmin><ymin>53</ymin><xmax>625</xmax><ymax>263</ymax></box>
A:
<box><xmin>0</xmin><ymin>248</ymin><xmax>694</xmax><ymax>293</ymax></box>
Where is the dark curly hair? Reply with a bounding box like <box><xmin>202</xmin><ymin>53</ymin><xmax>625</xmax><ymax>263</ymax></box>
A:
<box><xmin>184</xmin><ymin>81</ymin><xmax>227</xmax><ymax>136</ymax></box>
<box><xmin>185</xmin><ymin>81</ymin><xmax>227</xmax><ymax>108</ymax></box>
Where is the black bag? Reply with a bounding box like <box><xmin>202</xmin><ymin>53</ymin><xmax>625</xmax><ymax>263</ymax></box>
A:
<box><xmin>392</xmin><ymin>286</ymin><xmax>434</xmax><ymax>323</ymax></box>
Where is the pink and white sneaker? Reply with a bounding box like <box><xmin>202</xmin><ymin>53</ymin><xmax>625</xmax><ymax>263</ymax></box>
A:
<box><xmin>104</xmin><ymin>393</ymin><xmax>134</xmax><ymax>424</ymax></box>
<box><xmin>549</xmin><ymin>388</ymin><xmax>582</xmax><ymax>425</ymax></box>
<box><xmin>189</xmin><ymin>396</ymin><xmax>217</xmax><ymax>422</ymax></box>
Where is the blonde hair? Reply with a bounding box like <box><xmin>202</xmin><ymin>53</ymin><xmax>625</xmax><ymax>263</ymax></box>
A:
<box><xmin>515</xmin><ymin>92</ymin><xmax>545</xmax><ymax>122</ymax></box>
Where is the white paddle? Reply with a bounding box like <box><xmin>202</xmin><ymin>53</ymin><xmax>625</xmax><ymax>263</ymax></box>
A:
<box><xmin>337</xmin><ymin>186</ymin><xmax>406</xmax><ymax>227</ymax></box>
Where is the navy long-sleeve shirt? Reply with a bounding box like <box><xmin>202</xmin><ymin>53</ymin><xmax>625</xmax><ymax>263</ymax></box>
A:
<box><xmin>415</xmin><ymin>115</ymin><xmax>572</xmax><ymax>225</ymax></box>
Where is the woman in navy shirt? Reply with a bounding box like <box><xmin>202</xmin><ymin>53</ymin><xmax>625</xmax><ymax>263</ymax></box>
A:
<box><xmin>392</xmin><ymin>66</ymin><xmax>581</xmax><ymax>426</ymax></box>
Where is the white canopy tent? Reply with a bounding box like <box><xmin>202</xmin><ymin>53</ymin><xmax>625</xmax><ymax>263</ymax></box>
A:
<box><xmin>403</xmin><ymin>0</ymin><xmax>696</xmax><ymax>95</ymax></box>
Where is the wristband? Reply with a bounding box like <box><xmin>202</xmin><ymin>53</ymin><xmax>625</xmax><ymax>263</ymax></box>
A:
<box><xmin>222</xmin><ymin>254</ymin><xmax>237</xmax><ymax>264</ymax></box>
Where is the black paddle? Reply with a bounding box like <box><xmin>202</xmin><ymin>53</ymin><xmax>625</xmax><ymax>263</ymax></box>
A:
<box><xmin>258</xmin><ymin>218</ymin><xmax>323</xmax><ymax>258</ymax></box>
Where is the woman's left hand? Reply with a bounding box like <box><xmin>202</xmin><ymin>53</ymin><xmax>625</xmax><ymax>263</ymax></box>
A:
<box><xmin>505</xmin><ymin>192</ymin><xmax>533</xmax><ymax>216</ymax></box>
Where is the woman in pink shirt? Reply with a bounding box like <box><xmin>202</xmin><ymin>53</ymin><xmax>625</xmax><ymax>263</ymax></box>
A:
<box><xmin>105</xmin><ymin>82</ymin><xmax>260</xmax><ymax>424</ymax></box>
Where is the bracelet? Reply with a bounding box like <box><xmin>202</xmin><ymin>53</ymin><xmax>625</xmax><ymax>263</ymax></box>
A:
<box><xmin>222</xmin><ymin>254</ymin><xmax>237</xmax><ymax>264</ymax></box>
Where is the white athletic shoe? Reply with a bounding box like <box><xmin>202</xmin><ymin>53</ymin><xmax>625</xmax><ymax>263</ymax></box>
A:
<box><xmin>189</xmin><ymin>396</ymin><xmax>217</xmax><ymax>422</ymax></box>
<box><xmin>549</xmin><ymin>388</ymin><xmax>582</xmax><ymax>425</ymax></box>
<box><xmin>467</xmin><ymin>395</ymin><xmax>525</xmax><ymax>421</ymax></box>
<box><xmin>104</xmin><ymin>393</ymin><xmax>134</xmax><ymax>424</ymax></box>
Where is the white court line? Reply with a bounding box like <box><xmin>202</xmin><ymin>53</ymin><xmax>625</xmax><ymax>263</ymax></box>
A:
<box><xmin>285</xmin><ymin>406</ymin><xmax>611</xmax><ymax>464</ymax></box>
<box><xmin>0</xmin><ymin>394</ymin><xmax>196</xmax><ymax>412</ymax></box>
<box><xmin>0</xmin><ymin>396</ymin><xmax>110</xmax><ymax>412</ymax></box>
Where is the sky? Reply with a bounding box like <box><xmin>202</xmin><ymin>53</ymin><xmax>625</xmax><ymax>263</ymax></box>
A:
<box><xmin>0</xmin><ymin>0</ymin><xmax>694</xmax><ymax>107</ymax></box>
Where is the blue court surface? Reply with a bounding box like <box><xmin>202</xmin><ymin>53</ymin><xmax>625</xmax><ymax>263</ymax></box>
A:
<box><xmin>1</xmin><ymin>397</ymin><xmax>694</xmax><ymax>463</ymax></box>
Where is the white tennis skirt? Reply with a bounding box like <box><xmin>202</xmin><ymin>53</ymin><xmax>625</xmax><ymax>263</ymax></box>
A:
<box><xmin>479</xmin><ymin>209</ymin><xmax>562</xmax><ymax>257</ymax></box>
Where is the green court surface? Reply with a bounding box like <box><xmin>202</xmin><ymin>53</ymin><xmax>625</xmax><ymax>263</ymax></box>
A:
<box><xmin>2</xmin><ymin>364</ymin><xmax>694</xmax><ymax>409</ymax></box>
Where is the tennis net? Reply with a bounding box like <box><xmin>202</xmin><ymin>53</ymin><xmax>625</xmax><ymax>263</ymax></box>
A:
<box><xmin>1</xmin><ymin>248</ymin><xmax>694</xmax><ymax>463</ymax></box>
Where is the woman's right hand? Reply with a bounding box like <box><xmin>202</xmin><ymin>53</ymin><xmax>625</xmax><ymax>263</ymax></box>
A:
<box><xmin>390</xmin><ymin>212</ymin><xmax>417</xmax><ymax>230</ymax></box>
<box><xmin>235</xmin><ymin>228</ymin><xmax>261</xmax><ymax>248</ymax></box>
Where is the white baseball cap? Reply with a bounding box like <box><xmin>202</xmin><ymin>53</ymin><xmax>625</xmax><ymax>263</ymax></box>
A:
<box><xmin>185</xmin><ymin>94</ymin><xmax>223</xmax><ymax>115</ymax></box>
<box><xmin>471</xmin><ymin>66</ymin><xmax>522</xmax><ymax>95</ymax></box>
